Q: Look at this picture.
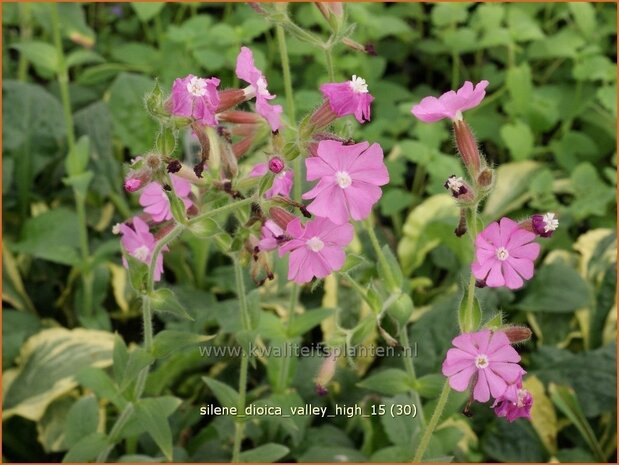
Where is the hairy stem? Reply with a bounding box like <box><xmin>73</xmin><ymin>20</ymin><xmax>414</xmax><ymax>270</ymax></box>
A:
<box><xmin>275</xmin><ymin>24</ymin><xmax>295</xmax><ymax>122</ymax></box>
<box><xmin>413</xmin><ymin>380</ymin><xmax>451</xmax><ymax>462</ymax></box>
<box><xmin>232</xmin><ymin>256</ymin><xmax>251</xmax><ymax>462</ymax></box>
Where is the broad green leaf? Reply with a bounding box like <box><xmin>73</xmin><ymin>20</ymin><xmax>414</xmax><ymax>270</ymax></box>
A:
<box><xmin>431</xmin><ymin>3</ymin><xmax>468</xmax><ymax>27</ymax></box>
<box><xmin>357</xmin><ymin>368</ymin><xmax>413</xmax><ymax>396</ymax></box>
<box><xmin>120</xmin><ymin>348</ymin><xmax>154</xmax><ymax>391</ymax></box>
<box><xmin>150</xmin><ymin>288</ymin><xmax>194</xmax><ymax>320</ymax></box>
<box><xmin>482</xmin><ymin>418</ymin><xmax>548</xmax><ymax>462</ymax></box>
<box><xmin>4</xmin><ymin>328</ymin><xmax>114</xmax><ymax>421</ymax></box>
<box><xmin>11</xmin><ymin>41</ymin><xmax>58</xmax><ymax>74</ymax></box>
<box><xmin>108</xmin><ymin>73</ymin><xmax>158</xmax><ymax>154</ymax></box>
<box><xmin>523</xmin><ymin>376</ymin><xmax>557</xmax><ymax>455</ymax></box>
<box><xmin>299</xmin><ymin>446</ymin><xmax>367</xmax><ymax>462</ymax></box>
<box><xmin>112</xmin><ymin>333</ymin><xmax>129</xmax><ymax>386</ymax></box>
<box><xmin>203</xmin><ymin>377</ymin><xmax>240</xmax><ymax>410</ymax></box>
<box><xmin>518</xmin><ymin>263</ymin><xmax>592</xmax><ymax>313</ymax></box>
<box><xmin>483</xmin><ymin>161</ymin><xmax>540</xmax><ymax>218</ymax></box>
<box><xmin>549</xmin><ymin>384</ymin><xmax>605</xmax><ymax>462</ymax></box>
<box><xmin>505</xmin><ymin>64</ymin><xmax>532</xmax><ymax>116</ymax></box>
<box><xmin>239</xmin><ymin>444</ymin><xmax>289</xmax><ymax>462</ymax></box>
<box><xmin>155</xmin><ymin>126</ymin><xmax>177</xmax><ymax>156</ymax></box>
<box><xmin>75</xmin><ymin>367</ymin><xmax>125</xmax><ymax>409</ymax></box>
<box><xmin>380</xmin><ymin>394</ymin><xmax>421</xmax><ymax>447</ymax></box>
<box><xmin>568</xmin><ymin>3</ymin><xmax>597</xmax><ymax>38</ymax></box>
<box><xmin>569</xmin><ymin>163</ymin><xmax>615</xmax><ymax>220</ymax></box>
<box><xmin>151</xmin><ymin>330</ymin><xmax>215</xmax><ymax>359</ymax></box>
<box><xmin>62</xmin><ymin>432</ymin><xmax>108</xmax><ymax>463</ymax></box>
<box><xmin>37</xmin><ymin>396</ymin><xmax>73</xmax><ymax>452</ymax></box>
<box><xmin>64</xmin><ymin>395</ymin><xmax>99</xmax><ymax>448</ymax></box>
<box><xmin>134</xmin><ymin>396</ymin><xmax>181</xmax><ymax>461</ymax></box>
<box><xmin>413</xmin><ymin>374</ymin><xmax>445</xmax><ymax>398</ymax></box>
<box><xmin>131</xmin><ymin>3</ymin><xmax>165</xmax><ymax>22</ymax></box>
<box><xmin>500</xmin><ymin>121</ymin><xmax>534</xmax><ymax>160</ymax></box>
<box><xmin>2</xmin><ymin>309</ymin><xmax>40</xmax><ymax>367</ymax></box>
<box><xmin>12</xmin><ymin>208</ymin><xmax>81</xmax><ymax>265</ymax></box>
<box><xmin>66</xmin><ymin>49</ymin><xmax>104</xmax><ymax>68</ymax></box>
<box><xmin>288</xmin><ymin>308</ymin><xmax>333</xmax><ymax>337</ymax></box>
<box><xmin>65</xmin><ymin>135</ymin><xmax>90</xmax><ymax>177</ymax></box>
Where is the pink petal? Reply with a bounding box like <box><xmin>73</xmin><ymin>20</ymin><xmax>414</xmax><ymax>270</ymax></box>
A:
<box><xmin>484</xmin><ymin>368</ymin><xmax>508</xmax><ymax>398</ymax></box>
<box><xmin>498</xmin><ymin>217</ymin><xmax>519</xmax><ymax>245</ymax></box>
<box><xmin>507</xmin><ymin>257</ymin><xmax>535</xmax><ymax>279</ymax></box>
<box><xmin>486</xmin><ymin>331</ymin><xmax>511</xmax><ymax>355</ymax></box>
<box><xmin>502</xmin><ymin>261</ymin><xmax>524</xmax><ymax>289</ymax></box>
<box><xmin>510</xmin><ymin>242</ymin><xmax>541</xmax><ymax>261</ymax></box>
<box><xmin>481</xmin><ymin>221</ymin><xmax>501</xmax><ymax>246</ymax></box>
<box><xmin>305</xmin><ymin>155</ymin><xmax>335</xmax><ymax>180</ymax></box>
<box><xmin>287</xmin><ymin>248</ymin><xmax>308</xmax><ymax>282</ymax></box>
<box><xmin>344</xmin><ymin>182</ymin><xmax>382</xmax><ymax>222</ymax></box>
<box><xmin>470</xmin><ymin>329</ymin><xmax>492</xmax><ymax>353</ymax></box>
<box><xmin>488</xmin><ymin>345</ymin><xmax>521</xmax><ymax>363</ymax></box>
<box><xmin>473</xmin><ymin>370</ymin><xmax>490</xmax><ymax>402</ymax></box>
<box><xmin>249</xmin><ymin>163</ymin><xmax>268</xmax><ymax>177</ymax></box>
<box><xmin>318</xmin><ymin>245</ymin><xmax>346</xmax><ymax>272</ymax></box>
<box><xmin>447</xmin><ymin>365</ymin><xmax>476</xmax><ymax>392</ymax></box>
<box><xmin>489</xmin><ymin>361</ymin><xmax>525</xmax><ymax>383</ymax></box>
<box><xmin>485</xmin><ymin>262</ymin><xmax>505</xmax><ymax>287</ymax></box>
<box><xmin>505</xmin><ymin>228</ymin><xmax>536</xmax><ymax>250</ymax></box>
<box><xmin>451</xmin><ymin>333</ymin><xmax>478</xmax><ymax>355</ymax></box>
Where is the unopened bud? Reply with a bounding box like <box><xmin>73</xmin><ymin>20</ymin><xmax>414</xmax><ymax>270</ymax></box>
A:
<box><xmin>315</xmin><ymin>351</ymin><xmax>338</xmax><ymax>396</ymax></box>
<box><xmin>309</xmin><ymin>101</ymin><xmax>338</xmax><ymax>131</ymax></box>
<box><xmin>268</xmin><ymin>156</ymin><xmax>285</xmax><ymax>174</ymax></box>
<box><xmin>455</xmin><ymin>209</ymin><xmax>467</xmax><ymax>237</ymax></box>
<box><xmin>218</xmin><ymin>111</ymin><xmax>261</xmax><ymax>125</ymax></box>
<box><xmin>216</xmin><ymin>89</ymin><xmax>247</xmax><ymax>113</ymax></box>
<box><xmin>146</xmin><ymin>153</ymin><xmax>161</xmax><ymax>170</ymax></box>
<box><xmin>444</xmin><ymin>175</ymin><xmax>474</xmax><ymax>201</ymax></box>
<box><xmin>453</xmin><ymin>120</ymin><xmax>481</xmax><ymax>176</ymax></box>
<box><xmin>500</xmin><ymin>326</ymin><xmax>532</xmax><ymax>344</ymax></box>
<box><xmin>341</xmin><ymin>37</ymin><xmax>375</xmax><ymax>55</ymax></box>
<box><xmin>269</xmin><ymin>207</ymin><xmax>297</xmax><ymax>230</ymax></box>
<box><xmin>124</xmin><ymin>177</ymin><xmax>142</xmax><ymax>192</ymax></box>
<box><xmin>477</xmin><ymin>168</ymin><xmax>494</xmax><ymax>188</ymax></box>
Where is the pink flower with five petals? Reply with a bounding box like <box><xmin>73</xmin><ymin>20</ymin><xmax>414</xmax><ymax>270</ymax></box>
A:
<box><xmin>320</xmin><ymin>75</ymin><xmax>374</xmax><ymax>123</ymax></box>
<box><xmin>442</xmin><ymin>329</ymin><xmax>525</xmax><ymax>403</ymax></box>
<box><xmin>236</xmin><ymin>46</ymin><xmax>282</xmax><ymax>131</ymax></box>
<box><xmin>492</xmin><ymin>381</ymin><xmax>533</xmax><ymax>422</ymax></box>
<box><xmin>139</xmin><ymin>175</ymin><xmax>192</xmax><ymax>223</ymax></box>
<box><xmin>119</xmin><ymin>217</ymin><xmax>167</xmax><ymax>282</ymax></box>
<box><xmin>302</xmin><ymin>140</ymin><xmax>389</xmax><ymax>225</ymax></box>
<box><xmin>170</xmin><ymin>74</ymin><xmax>221</xmax><ymax>126</ymax></box>
<box><xmin>411</xmin><ymin>80</ymin><xmax>489</xmax><ymax>123</ymax></box>
<box><xmin>472</xmin><ymin>217</ymin><xmax>541</xmax><ymax>290</ymax></box>
<box><xmin>279</xmin><ymin>217</ymin><xmax>353</xmax><ymax>284</ymax></box>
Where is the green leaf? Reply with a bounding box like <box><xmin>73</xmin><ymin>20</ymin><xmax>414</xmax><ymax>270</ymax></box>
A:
<box><xmin>569</xmin><ymin>163</ymin><xmax>615</xmax><ymax>220</ymax></box>
<box><xmin>64</xmin><ymin>395</ymin><xmax>99</xmax><ymax>448</ymax></box>
<box><xmin>62</xmin><ymin>432</ymin><xmax>108</xmax><ymax>463</ymax></box>
<box><xmin>65</xmin><ymin>136</ymin><xmax>90</xmax><ymax>177</ymax></box>
<box><xmin>151</xmin><ymin>330</ymin><xmax>215</xmax><ymax>359</ymax></box>
<box><xmin>500</xmin><ymin>121</ymin><xmax>534</xmax><ymax>160</ymax></box>
<box><xmin>203</xmin><ymin>377</ymin><xmax>240</xmax><ymax>410</ymax></box>
<box><xmin>413</xmin><ymin>374</ymin><xmax>445</xmax><ymax>398</ymax></box>
<box><xmin>2</xmin><ymin>310</ymin><xmax>40</xmax><ymax>367</ymax></box>
<box><xmin>155</xmin><ymin>126</ymin><xmax>177</xmax><ymax>156</ymax></box>
<box><xmin>568</xmin><ymin>3</ymin><xmax>597</xmax><ymax>38</ymax></box>
<box><xmin>549</xmin><ymin>384</ymin><xmax>605</xmax><ymax>462</ymax></box>
<box><xmin>357</xmin><ymin>369</ymin><xmax>413</xmax><ymax>396</ymax></box>
<box><xmin>483</xmin><ymin>161</ymin><xmax>541</xmax><ymax>218</ymax></box>
<box><xmin>112</xmin><ymin>333</ymin><xmax>129</xmax><ymax>386</ymax></box>
<box><xmin>150</xmin><ymin>287</ymin><xmax>194</xmax><ymax>321</ymax></box>
<box><xmin>120</xmin><ymin>348</ymin><xmax>154</xmax><ymax>391</ymax></box>
<box><xmin>380</xmin><ymin>394</ymin><xmax>421</xmax><ymax>447</ymax></box>
<box><xmin>482</xmin><ymin>419</ymin><xmax>548</xmax><ymax>462</ymax></box>
<box><xmin>75</xmin><ymin>367</ymin><xmax>125</xmax><ymax>409</ymax></box>
<box><xmin>288</xmin><ymin>308</ymin><xmax>333</xmax><ymax>338</ymax></box>
<box><xmin>11</xmin><ymin>41</ymin><xmax>58</xmax><ymax>74</ymax></box>
<box><xmin>458</xmin><ymin>284</ymin><xmax>482</xmax><ymax>332</ymax></box>
<box><xmin>299</xmin><ymin>446</ymin><xmax>367</xmax><ymax>462</ymax></box>
<box><xmin>134</xmin><ymin>397</ymin><xmax>181</xmax><ymax>461</ymax></box>
<box><xmin>66</xmin><ymin>49</ymin><xmax>105</xmax><ymax>68</ymax></box>
<box><xmin>108</xmin><ymin>73</ymin><xmax>158</xmax><ymax>154</ymax></box>
<box><xmin>505</xmin><ymin>64</ymin><xmax>532</xmax><ymax>116</ymax></box>
<box><xmin>239</xmin><ymin>444</ymin><xmax>289</xmax><ymax>462</ymax></box>
<box><xmin>431</xmin><ymin>3</ymin><xmax>469</xmax><ymax>27</ymax></box>
<box><xmin>518</xmin><ymin>263</ymin><xmax>592</xmax><ymax>313</ymax></box>
<box><xmin>131</xmin><ymin>3</ymin><xmax>165</xmax><ymax>22</ymax></box>
<box><xmin>63</xmin><ymin>171</ymin><xmax>94</xmax><ymax>198</ymax></box>
<box><xmin>3</xmin><ymin>328</ymin><xmax>114</xmax><ymax>421</ymax></box>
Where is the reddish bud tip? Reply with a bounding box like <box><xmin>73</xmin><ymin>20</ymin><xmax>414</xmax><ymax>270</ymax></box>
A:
<box><xmin>501</xmin><ymin>326</ymin><xmax>532</xmax><ymax>344</ymax></box>
<box><xmin>268</xmin><ymin>156</ymin><xmax>285</xmax><ymax>174</ymax></box>
<box><xmin>124</xmin><ymin>178</ymin><xmax>142</xmax><ymax>192</ymax></box>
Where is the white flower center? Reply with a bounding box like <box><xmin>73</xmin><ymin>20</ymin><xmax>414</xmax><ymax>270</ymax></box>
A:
<box><xmin>335</xmin><ymin>171</ymin><xmax>352</xmax><ymax>189</ymax></box>
<box><xmin>186</xmin><ymin>76</ymin><xmax>207</xmax><ymax>97</ymax></box>
<box><xmin>542</xmin><ymin>212</ymin><xmax>559</xmax><ymax>233</ymax></box>
<box><xmin>112</xmin><ymin>223</ymin><xmax>121</xmax><ymax>235</ymax></box>
<box><xmin>307</xmin><ymin>236</ymin><xmax>325</xmax><ymax>252</ymax></box>
<box><xmin>133</xmin><ymin>245</ymin><xmax>150</xmax><ymax>261</ymax></box>
<box><xmin>446</xmin><ymin>176</ymin><xmax>464</xmax><ymax>191</ymax></box>
<box><xmin>349</xmin><ymin>75</ymin><xmax>368</xmax><ymax>94</ymax></box>
<box><xmin>475</xmin><ymin>354</ymin><xmax>489</xmax><ymax>369</ymax></box>
<box><xmin>496</xmin><ymin>247</ymin><xmax>509</xmax><ymax>261</ymax></box>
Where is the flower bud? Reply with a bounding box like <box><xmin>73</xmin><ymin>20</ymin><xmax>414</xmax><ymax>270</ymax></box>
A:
<box><xmin>453</xmin><ymin>119</ymin><xmax>481</xmax><ymax>176</ymax></box>
<box><xmin>386</xmin><ymin>292</ymin><xmax>414</xmax><ymax>328</ymax></box>
<box><xmin>124</xmin><ymin>177</ymin><xmax>142</xmax><ymax>192</ymax></box>
<box><xmin>268</xmin><ymin>156</ymin><xmax>285</xmax><ymax>174</ymax></box>
<box><xmin>378</xmin><ymin>325</ymin><xmax>400</xmax><ymax>348</ymax></box>
<box><xmin>315</xmin><ymin>351</ymin><xmax>338</xmax><ymax>396</ymax></box>
<box><xmin>309</xmin><ymin>101</ymin><xmax>338</xmax><ymax>131</ymax></box>
<box><xmin>454</xmin><ymin>208</ymin><xmax>467</xmax><ymax>237</ymax></box>
<box><xmin>269</xmin><ymin>207</ymin><xmax>297</xmax><ymax>230</ymax></box>
<box><xmin>218</xmin><ymin>111</ymin><xmax>261</xmax><ymax>125</ymax></box>
<box><xmin>500</xmin><ymin>326</ymin><xmax>532</xmax><ymax>344</ymax></box>
<box><xmin>477</xmin><ymin>168</ymin><xmax>494</xmax><ymax>188</ymax></box>
<box><xmin>341</xmin><ymin>37</ymin><xmax>377</xmax><ymax>56</ymax></box>
<box><xmin>216</xmin><ymin>88</ymin><xmax>247</xmax><ymax>113</ymax></box>
<box><xmin>444</xmin><ymin>175</ymin><xmax>474</xmax><ymax>201</ymax></box>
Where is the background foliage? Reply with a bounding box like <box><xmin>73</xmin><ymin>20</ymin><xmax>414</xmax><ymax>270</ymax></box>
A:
<box><xmin>2</xmin><ymin>2</ymin><xmax>617</xmax><ymax>463</ymax></box>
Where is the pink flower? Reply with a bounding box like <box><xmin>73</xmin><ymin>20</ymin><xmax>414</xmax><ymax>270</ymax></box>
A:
<box><xmin>411</xmin><ymin>80</ymin><xmax>489</xmax><ymax>123</ymax></box>
<box><xmin>236</xmin><ymin>46</ymin><xmax>282</xmax><ymax>131</ymax></box>
<box><xmin>170</xmin><ymin>74</ymin><xmax>221</xmax><ymax>126</ymax></box>
<box><xmin>258</xmin><ymin>220</ymin><xmax>284</xmax><ymax>252</ymax></box>
<box><xmin>124</xmin><ymin>177</ymin><xmax>142</xmax><ymax>192</ymax></box>
<box><xmin>279</xmin><ymin>217</ymin><xmax>353</xmax><ymax>284</ymax></box>
<box><xmin>531</xmin><ymin>212</ymin><xmax>559</xmax><ymax>238</ymax></box>
<box><xmin>442</xmin><ymin>329</ymin><xmax>525</xmax><ymax>403</ymax></box>
<box><xmin>139</xmin><ymin>175</ymin><xmax>192</xmax><ymax>223</ymax></box>
<box><xmin>250</xmin><ymin>163</ymin><xmax>294</xmax><ymax>199</ymax></box>
<box><xmin>493</xmin><ymin>382</ymin><xmax>533</xmax><ymax>422</ymax></box>
<box><xmin>119</xmin><ymin>217</ymin><xmax>167</xmax><ymax>281</ymax></box>
<box><xmin>302</xmin><ymin>140</ymin><xmax>389</xmax><ymax>225</ymax></box>
<box><xmin>472</xmin><ymin>217</ymin><xmax>541</xmax><ymax>290</ymax></box>
<box><xmin>320</xmin><ymin>75</ymin><xmax>374</xmax><ymax>123</ymax></box>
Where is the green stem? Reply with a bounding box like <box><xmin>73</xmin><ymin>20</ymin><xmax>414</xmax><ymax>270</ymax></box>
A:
<box><xmin>188</xmin><ymin>197</ymin><xmax>255</xmax><ymax>226</ymax></box>
<box><xmin>232</xmin><ymin>256</ymin><xmax>251</xmax><ymax>462</ymax></box>
<box><xmin>400</xmin><ymin>329</ymin><xmax>425</xmax><ymax>430</ymax></box>
<box><xmin>365</xmin><ymin>217</ymin><xmax>398</xmax><ymax>291</ymax></box>
<box><xmin>324</xmin><ymin>46</ymin><xmax>336</xmax><ymax>81</ymax></box>
<box><xmin>96</xmin><ymin>403</ymin><xmax>135</xmax><ymax>462</ymax></box>
<box><xmin>277</xmin><ymin>283</ymin><xmax>299</xmax><ymax>392</ymax></box>
<box><xmin>275</xmin><ymin>24</ymin><xmax>295</xmax><ymax>122</ymax></box>
<box><xmin>413</xmin><ymin>381</ymin><xmax>451</xmax><ymax>462</ymax></box>
<box><xmin>17</xmin><ymin>3</ymin><xmax>32</xmax><ymax>81</ymax></box>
